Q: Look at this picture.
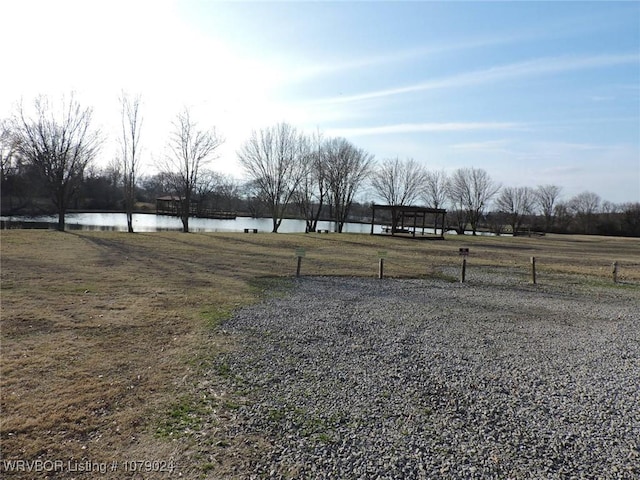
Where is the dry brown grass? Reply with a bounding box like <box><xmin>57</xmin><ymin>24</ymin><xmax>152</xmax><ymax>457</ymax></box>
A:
<box><xmin>1</xmin><ymin>230</ymin><xmax>638</xmax><ymax>478</ymax></box>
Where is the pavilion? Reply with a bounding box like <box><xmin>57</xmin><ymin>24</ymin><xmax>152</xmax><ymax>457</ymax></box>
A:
<box><xmin>370</xmin><ymin>204</ymin><xmax>447</xmax><ymax>239</ymax></box>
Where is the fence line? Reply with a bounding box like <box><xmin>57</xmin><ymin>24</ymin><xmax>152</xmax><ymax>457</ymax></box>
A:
<box><xmin>290</xmin><ymin>250</ymin><xmax>639</xmax><ymax>286</ymax></box>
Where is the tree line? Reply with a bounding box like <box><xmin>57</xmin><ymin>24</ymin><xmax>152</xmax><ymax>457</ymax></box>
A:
<box><xmin>1</xmin><ymin>93</ymin><xmax>638</xmax><ymax>236</ymax></box>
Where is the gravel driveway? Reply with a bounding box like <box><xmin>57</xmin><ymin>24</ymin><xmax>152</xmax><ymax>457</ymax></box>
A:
<box><xmin>219</xmin><ymin>273</ymin><xmax>639</xmax><ymax>479</ymax></box>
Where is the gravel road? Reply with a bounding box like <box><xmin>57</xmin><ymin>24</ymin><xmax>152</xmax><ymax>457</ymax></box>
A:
<box><xmin>218</xmin><ymin>273</ymin><xmax>639</xmax><ymax>479</ymax></box>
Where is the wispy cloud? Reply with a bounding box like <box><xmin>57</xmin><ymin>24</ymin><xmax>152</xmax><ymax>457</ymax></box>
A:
<box><xmin>289</xmin><ymin>33</ymin><xmax>536</xmax><ymax>81</ymax></box>
<box><xmin>326</xmin><ymin>122</ymin><xmax>523</xmax><ymax>137</ymax></box>
<box><xmin>315</xmin><ymin>53</ymin><xmax>639</xmax><ymax>105</ymax></box>
<box><xmin>287</xmin><ymin>14</ymin><xmax>628</xmax><ymax>84</ymax></box>
<box><xmin>450</xmin><ymin>140</ymin><xmax>514</xmax><ymax>153</ymax></box>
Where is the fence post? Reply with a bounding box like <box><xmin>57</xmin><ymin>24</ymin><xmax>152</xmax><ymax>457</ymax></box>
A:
<box><xmin>460</xmin><ymin>257</ymin><xmax>466</xmax><ymax>283</ymax></box>
<box><xmin>531</xmin><ymin>256</ymin><xmax>537</xmax><ymax>284</ymax></box>
<box><xmin>377</xmin><ymin>251</ymin><xmax>387</xmax><ymax>279</ymax></box>
<box><xmin>295</xmin><ymin>248</ymin><xmax>305</xmax><ymax>277</ymax></box>
<box><xmin>612</xmin><ymin>261</ymin><xmax>618</xmax><ymax>283</ymax></box>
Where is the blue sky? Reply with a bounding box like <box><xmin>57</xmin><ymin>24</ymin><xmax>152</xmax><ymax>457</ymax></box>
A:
<box><xmin>2</xmin><ymin>1</ymin><xmax>639</xmax><ymax>203</ymax></box>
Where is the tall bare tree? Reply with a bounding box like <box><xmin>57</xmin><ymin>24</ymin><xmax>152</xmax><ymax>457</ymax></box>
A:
<box><xmin>495</xmin><ymin>186</ymin><xmax>535</xmax><ymax>234</ymax></box>
<box><xmin>238</xmin><ymin>122</ymin><xmax>309</xmax><ymax>232</ymax></box>
<box><xmin>295</xmin><ymin>131</ymin><xmax>328</xmax><ymax>232</ymax></box>
<box><xmin>535</xmin><ymin>184</ymin><xmax>562</xmax><ymax>232</ymax></box>
<box><xmin>423</xmin><ymin>170</ymin><xmax>448</xmax><ymax>209</ymax></box>
<box><xmin>119</xmin><ymin>92</ymin><xmax>143</xmax><ymax>233</ymax></box>
<box><xmin>568</xmin><ymin>191</ymin><xmax>600</xmax><ymax>234</ymax></box>
<box><xmin>371</xmin><ymin>157</ymin><xmax>428</xmax><ymax>205</ymax></box>
<box><xmin>446</xmin><ymin>184</ymin><xmax>468</xmax><ymax>235</ymax></box>
<box><xmin>371</xmin><ymin>157</ymin><xmax>428</xmax><ymax>232</ymax></box>
<box><xmin>324</xmin><ymin>137</ymin><xmax>373</xmax><ymax>233</ymax></box>
<box><xmin>447</xmin><ymin>167</ymin><xmax>500</xmax><ymax>235</ymax></box>
<box><xmin>162</xmin><ymin>108</ymin><xmax>223</xmax><ymax>232</ymax></box>
<box><xmin>11</xmin><ymin>94</ymin><xmax>101</xmax><ymax>231</ymax></box>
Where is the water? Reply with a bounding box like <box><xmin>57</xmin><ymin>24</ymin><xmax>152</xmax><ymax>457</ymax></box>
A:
<box><xmin>0</xmin><ymin>212</ymin><xmax>383</xmax><ymax>234</ymax></box>
<box><xmin>1</xmin><ymin>212</ymin><xmax>498</xmax><ymax>235</ymax></box>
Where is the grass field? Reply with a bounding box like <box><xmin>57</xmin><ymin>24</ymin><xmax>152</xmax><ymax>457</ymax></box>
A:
<box><xmin>1</xmin><ymin>230</ymin><xmax>638</xmax><ymax>478</ymax></box>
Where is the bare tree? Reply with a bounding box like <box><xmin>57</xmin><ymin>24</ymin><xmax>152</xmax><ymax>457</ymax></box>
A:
<box><xmin>495</xmin><ymin>186</ymin><xmax>535</xmax><ymax>234</ymax></box>
<box><xmin>1</xmin><ymin>120</ymin><xmax>18</xmax><ymax>194</ymax></box>
<box><xmin>371</xmin><ymin>157</ymin><xmax>428</xmax><ymax>231</ymax></box>
<box><xmin>1</xmin><ymin>119</ymin><xmax>21</xmax><ymax>213</ymax></box>
<box><xmin>194</xmin><ymin>170</ymin><xmax>240</xmax><ymax>213</ymax></box>
<box><xmin>447</xmin><ymin>167</ymin><xmax>500</xmax><ymax>235</ymax></box>
<box><xmin>423</xmin><ymin>170</ymin><xmax>448</xmax><ymax>209</ymax></box>
<box><xmin>162</xmin><ymin>108</ymin><xmax>223</xmax><ymax>232</ymax></box>
<box><xmin>11</xmin><ymin>94</ymin><xmax>101</xmax><ymax>231</ymax></box>
<box><xmin>324</xmin><ymin>137</ymin><xmax>373</xmax><ymax>233</ymax></box>
<box><xmin>139</xmin><ymin>171</ymin><xmax>178</xmax><ymax>198</ymax></box>
<box><xmin>295</xmin><ymin>131</ymin><xmax>328</xmax><ymax>232</ymax></box>
<box><xmin>119</xmin><ymin>92</ymin><xmax>143</xmax><ymax>233</ymax></box>
<box><xmin>553</xmin><ymin>202</ymin><xmax>572</xmax><ymax>233</ymax></box>
<box><xmin>568</xmin><ymin>191</ymin><xmax>600</xmax><ymax>234</ymax></box>
<box><xmin>371</xmin><ymin>157</ymin><xmax>428</xmax><ymax>205</ymax></box>
<box><xmin>535</xmin><ymin>184</ymin><xmax>562</xmax><ymax>232</ymax></box>
<box><xmin>238</xmin><ymin>122</ymin><xmax>309</xmax><ymax>232</ymax></box>
<box><xmin>600</xmin><ymin>200</ymin><xmax>620</xmax><ymax>215</ymax></box>
<box><xmin>193</xmin><ymin>169</ymin><xmax>218</xmax><ymax>207</ymax></box>
<box><xmin>211</xmin><ymin>174</ymin><xmax>242</xmax><ymax>212</ymax></box>
<box><xmin>1</xmin><ymin>119</ymin><xmax>17</xmax><ymax>182</ymax></box>
<box><xmin>443</xmin><ymin>168</ymin><xmax>468</xmax><ymax>235</ymax></box>
<box><xmin>1</xmin><ymin>121</ymin><xmax>44</xmax><ymax>213</ymax></box>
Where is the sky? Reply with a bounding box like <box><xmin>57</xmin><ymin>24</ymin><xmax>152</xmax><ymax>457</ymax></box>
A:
<box><xmin>2</xmin><ymin>0</ymin><xmax>639</xmax><ymax>204</ymax></box>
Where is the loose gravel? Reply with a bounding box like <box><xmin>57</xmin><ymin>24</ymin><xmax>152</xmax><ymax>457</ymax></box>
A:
<box><xmin>218</xmin><ymin>273</ymin><xmax>639</xmax><ymax>479</ymax></box>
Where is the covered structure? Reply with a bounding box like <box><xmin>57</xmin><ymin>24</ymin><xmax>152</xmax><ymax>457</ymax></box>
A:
<box><xmin>370</xmin><ymin>204</ymin><xmax>447</xmax><ymax>239</ymax></box>
<box><xmin>156</xmin><ymin>195</ymin><xmax>192</xmax><ymax>216</ymax></box>
<box><xmin>156</xmin><ymin>196</ymin><xmax>237</xmax><ymax>219</ymax></box>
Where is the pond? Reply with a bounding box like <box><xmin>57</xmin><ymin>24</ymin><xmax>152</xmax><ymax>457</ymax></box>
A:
<box><xmin>0</xmin><ymin>212</ymin><xmax>386</xmax><ymax>234</ymax></box>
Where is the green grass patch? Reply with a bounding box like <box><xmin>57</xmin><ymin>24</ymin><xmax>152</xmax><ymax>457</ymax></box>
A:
<box><xmin>200</xmin><ymin>305</ymin><xmax>233</xmax><ymax>330</ymax></box>
<box><xmin>155</xmin><ymin>395</ymin><xmax>212</xmax><ymax>439</ymax></box>
<box><xmin>215</xmin><ymin>360</ymin><xmax>233</xmax><ymax>378</ymax></box>
<box><xmin>222</xmin><ymin>399</ymin><xmax>241</xmax><ymax>410</ymax></box>
<box><xmin>267</xmin><ymin>407</ymin><xmax>286</xmax><ymax>423</ymax></box>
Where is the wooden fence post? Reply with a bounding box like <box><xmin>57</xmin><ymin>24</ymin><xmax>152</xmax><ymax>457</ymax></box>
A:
<box><xmin>531</xmin><ymin>256</ymin><xmax>537</xmax><ymax>284</ymax></box>
<box><xmin>612</xmin><ymin>261</ymin><xmax>618</xmax><ymax>283</ymax></box>
<box><xmin>377</xmin><ymin>251</ymin><xmax>387</xmax><ymax>279</ymax></box>
<box><xmin>458</xmin><ymin>248</ymin><xmax>469</xmax><ymax>283</ymax></box>
<box><xmin>295</xmin><ymin>248</ymin><xmax>305</xmax><ymax>277</ymax></box>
